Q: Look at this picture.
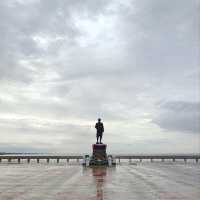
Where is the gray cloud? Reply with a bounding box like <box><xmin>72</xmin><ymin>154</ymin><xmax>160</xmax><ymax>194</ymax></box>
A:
<box><xmin>153</xmin><ymin>101</ymin><xmax>200</xmax><ymax>133</ymax></box>
<box><xmin>0</xmin><ymin>0</ymin><xmax>111</xmax><ymax>82</ymax></box>
<box><xmin>0</xmin><ymin>0</ymin><xmax>199</xmax><ymax>153</ymax></box>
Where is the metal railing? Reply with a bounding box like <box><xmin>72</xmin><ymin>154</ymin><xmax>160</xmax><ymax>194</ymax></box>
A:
<box><xmin>0</xmin><ymin>155</ymin><xmax>83</xmax><ymax>163</ymax></box>
<box><xmin>0</xmin><ymin>154</ymin><xmax>199</xmax><ymax>164</ymax></box>
<box><xmin>114</xmin><ymin>154</ymin><xmax>200</xmax><ymax>163</ymax></box>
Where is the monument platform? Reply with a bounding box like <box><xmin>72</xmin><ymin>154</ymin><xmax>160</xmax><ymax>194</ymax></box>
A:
<box><xmin>90</xmin><ymin>144</ymin><xmax>108</xmax><ymax>165</ymax></box>
<box><xmin>83</xmin><ymin>144</ymin><xmax>116</xmax><ymax>166</ymax></box>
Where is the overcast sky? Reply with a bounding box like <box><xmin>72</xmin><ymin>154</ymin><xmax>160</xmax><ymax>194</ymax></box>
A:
<box><xmin>0</xmin><ymin>0</ymin><xmax>199</xmax><ymax>154</ymax></box>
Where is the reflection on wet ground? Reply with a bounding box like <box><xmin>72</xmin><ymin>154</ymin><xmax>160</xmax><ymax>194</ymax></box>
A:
<box><xmin>92</xmin><ymin>167</ymin><xmax>116</xmax><ymax>200</ymax></box>
<box><xmin>92</xmin><ymin>167</ymin><xmax>107</xmax><ymax>200</ymax></box>
<box><xmin>0</xmin><ymin>163</ymin><xmax>199</xmax><ymax>200</ymax></box>
<box><xmin>82</xmin><ymin>166</ymin><xmax>115</xmax><ymax>200</ymax></box>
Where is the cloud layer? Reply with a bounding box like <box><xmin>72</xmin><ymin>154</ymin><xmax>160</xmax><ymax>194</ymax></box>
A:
<box><xmin>0</xmin><ymin>0</ymin><xmax>199</xmax><ymax>153</ymax></box>
<box><xmin>153</xmin><ymin>101</ymin><xmax>200</xmax><ymax>133</ymax></box>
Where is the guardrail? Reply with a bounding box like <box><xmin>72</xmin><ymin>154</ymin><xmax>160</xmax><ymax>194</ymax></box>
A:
<box><xmin>0</xmin><ymin>155</ymin><xmax>83</xmax><ymax>164</ymax></box>
<box><xmin>114</xmin><ymin>154</ymin><xmax>200</xmax><ymax>163</ymax></box>
<box><xmin>0</xmin><ymin>154</ymin><xmax>199</xmax><ymax>164</ymax></box>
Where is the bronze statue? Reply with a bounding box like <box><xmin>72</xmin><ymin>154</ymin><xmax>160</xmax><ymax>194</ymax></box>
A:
<box><xmin>95</xmin><ymin>118</ymin><xmax>104</xmax><ymax>144</ymax></box>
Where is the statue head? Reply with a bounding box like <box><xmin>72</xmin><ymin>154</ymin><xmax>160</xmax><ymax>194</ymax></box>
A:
<box><xmin>98</xmin><ymin>118</ymin><xmax>101</xmax><ymax>122</ymax></box>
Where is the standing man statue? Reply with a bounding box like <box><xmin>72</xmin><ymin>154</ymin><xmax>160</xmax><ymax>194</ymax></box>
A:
<box><xmin>95</xmin><ymin>118</ymin><xmax>104</xmax><ymax>144</ymax></box>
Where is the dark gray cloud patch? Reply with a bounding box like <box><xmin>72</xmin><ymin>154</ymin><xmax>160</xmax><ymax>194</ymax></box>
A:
<box><xmin>153</xmin><ymin>101</ymin><xmax>200</xmax><ymax>134</ymax></box>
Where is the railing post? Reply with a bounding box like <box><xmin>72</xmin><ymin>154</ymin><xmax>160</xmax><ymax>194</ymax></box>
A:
<box><xmin>184</xmin><ymin>158</ymin><xmax>187</xmax><ymax>163</ymax></box>
<box><xmin>47</xmin><ymin>158</ymin><xmax>49</xmax><ymax>163</ymax></box>
<box><xmin>129</xmin><ymin>158</ymin><xmax>131</xmax><ymax>163</ymax></box>
<box><xmin>0</xmin><ymin>158</ymin><xmax>2</xmax><ymax>163</ymax></box>
<box><xmin>37</xmin><ymin>158</ymin><xmax>39</xmax><ymax>163</ymax></box>
<box><xmin>8</xmin><ymin>158</ymin><xmax>11</xmax><ymax>163</ymax></box>
<box><xmin>27</xmin><ymin>158</ymin><xmax>30</xmax><ymax>163</ymax></box>
<box><xmin>161</xmin><ymin>158</ymin><xmax>164</xmax><ymax>162</ymax></box>
<box><xmin>173</xmin><ymin>158</ymin><xmax>175</xmax><ymax>162</ymax></box>
<box><xmin>119</xmin><ymin>158</ymin><xmax>120</xmax><ymax>163</ymax></box>
<box><xmin>57</xmin><ymin>158</ymin><xmax>59</xmax><ymax>163</ymax></box>
<box><xmin>18</xmin><ymin>158</ymin><xmax>20</xmax><ymax>163</ymax></box>
<box><xmin>67</xmin><ymin>158</ymin><xmax>69</xmax><ymax>163</ymax></box>
<box><xmin>196</xmin><ymin>158</ymin><xmax>198</xmax><ymax>163</ymax></box>
<box><xmin>151</xmin><ymin>158</ymin><xmax>153</xmax><ymax>162</ymax></box>
<box><xmin>140</xmin><ymin>159</ymin><xmax>142</xmax><ymax>162</ymax></box>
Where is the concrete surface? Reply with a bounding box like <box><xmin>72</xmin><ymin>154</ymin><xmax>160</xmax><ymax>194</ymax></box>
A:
<box><xmin>0</xmin><ymin>162</ymin><xmax>199</xmax><ymax>200</ymax></box>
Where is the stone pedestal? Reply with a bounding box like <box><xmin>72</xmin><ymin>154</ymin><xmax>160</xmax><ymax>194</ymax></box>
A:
<box><xmin>93</xmin><ymin>144</ymin><xmax>107</xmax><ymax>160</ymax></box>
<box><xmin>90</xmin><ymin>144</ymin><xmax>108</xmax><ymax>165</ymax></box>
<box><xmin>82</xmin><ymin>144</ymin><xmax>116</xmax><ymax>166</ymax></box>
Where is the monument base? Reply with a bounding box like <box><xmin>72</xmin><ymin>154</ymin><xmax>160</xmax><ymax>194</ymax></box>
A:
<box><xmin>83</xmin><ymin>144</ymin><xmax>116</xmax><ymax>166</ymax></box>
<box><xmin>90</xmin><ymin>144</ymin><xmax>108</xmax><ymax>166</ymax></box>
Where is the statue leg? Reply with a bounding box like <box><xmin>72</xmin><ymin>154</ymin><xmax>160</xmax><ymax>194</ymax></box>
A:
<box><xmin>100</xmin><ymin>135</ymin><xmax>102</xmax><ymax>144</ymax></box>
<box><xmin>96</xmin><ymin>135</ymin><xmax>99</xmax><ymax>144</ymax></box>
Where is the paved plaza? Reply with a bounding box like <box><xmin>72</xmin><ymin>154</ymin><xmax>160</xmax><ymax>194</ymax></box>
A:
<box><xmin>0</xmin><ymin>162</ymin><xmax>199</xmax><ymax>200</ymax></box>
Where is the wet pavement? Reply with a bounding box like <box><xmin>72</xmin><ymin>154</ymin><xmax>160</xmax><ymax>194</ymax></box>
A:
<box><xmin>0</xmin><ymin>162</ymin><xmax>199</xmax><ymax>200</ymax></box>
